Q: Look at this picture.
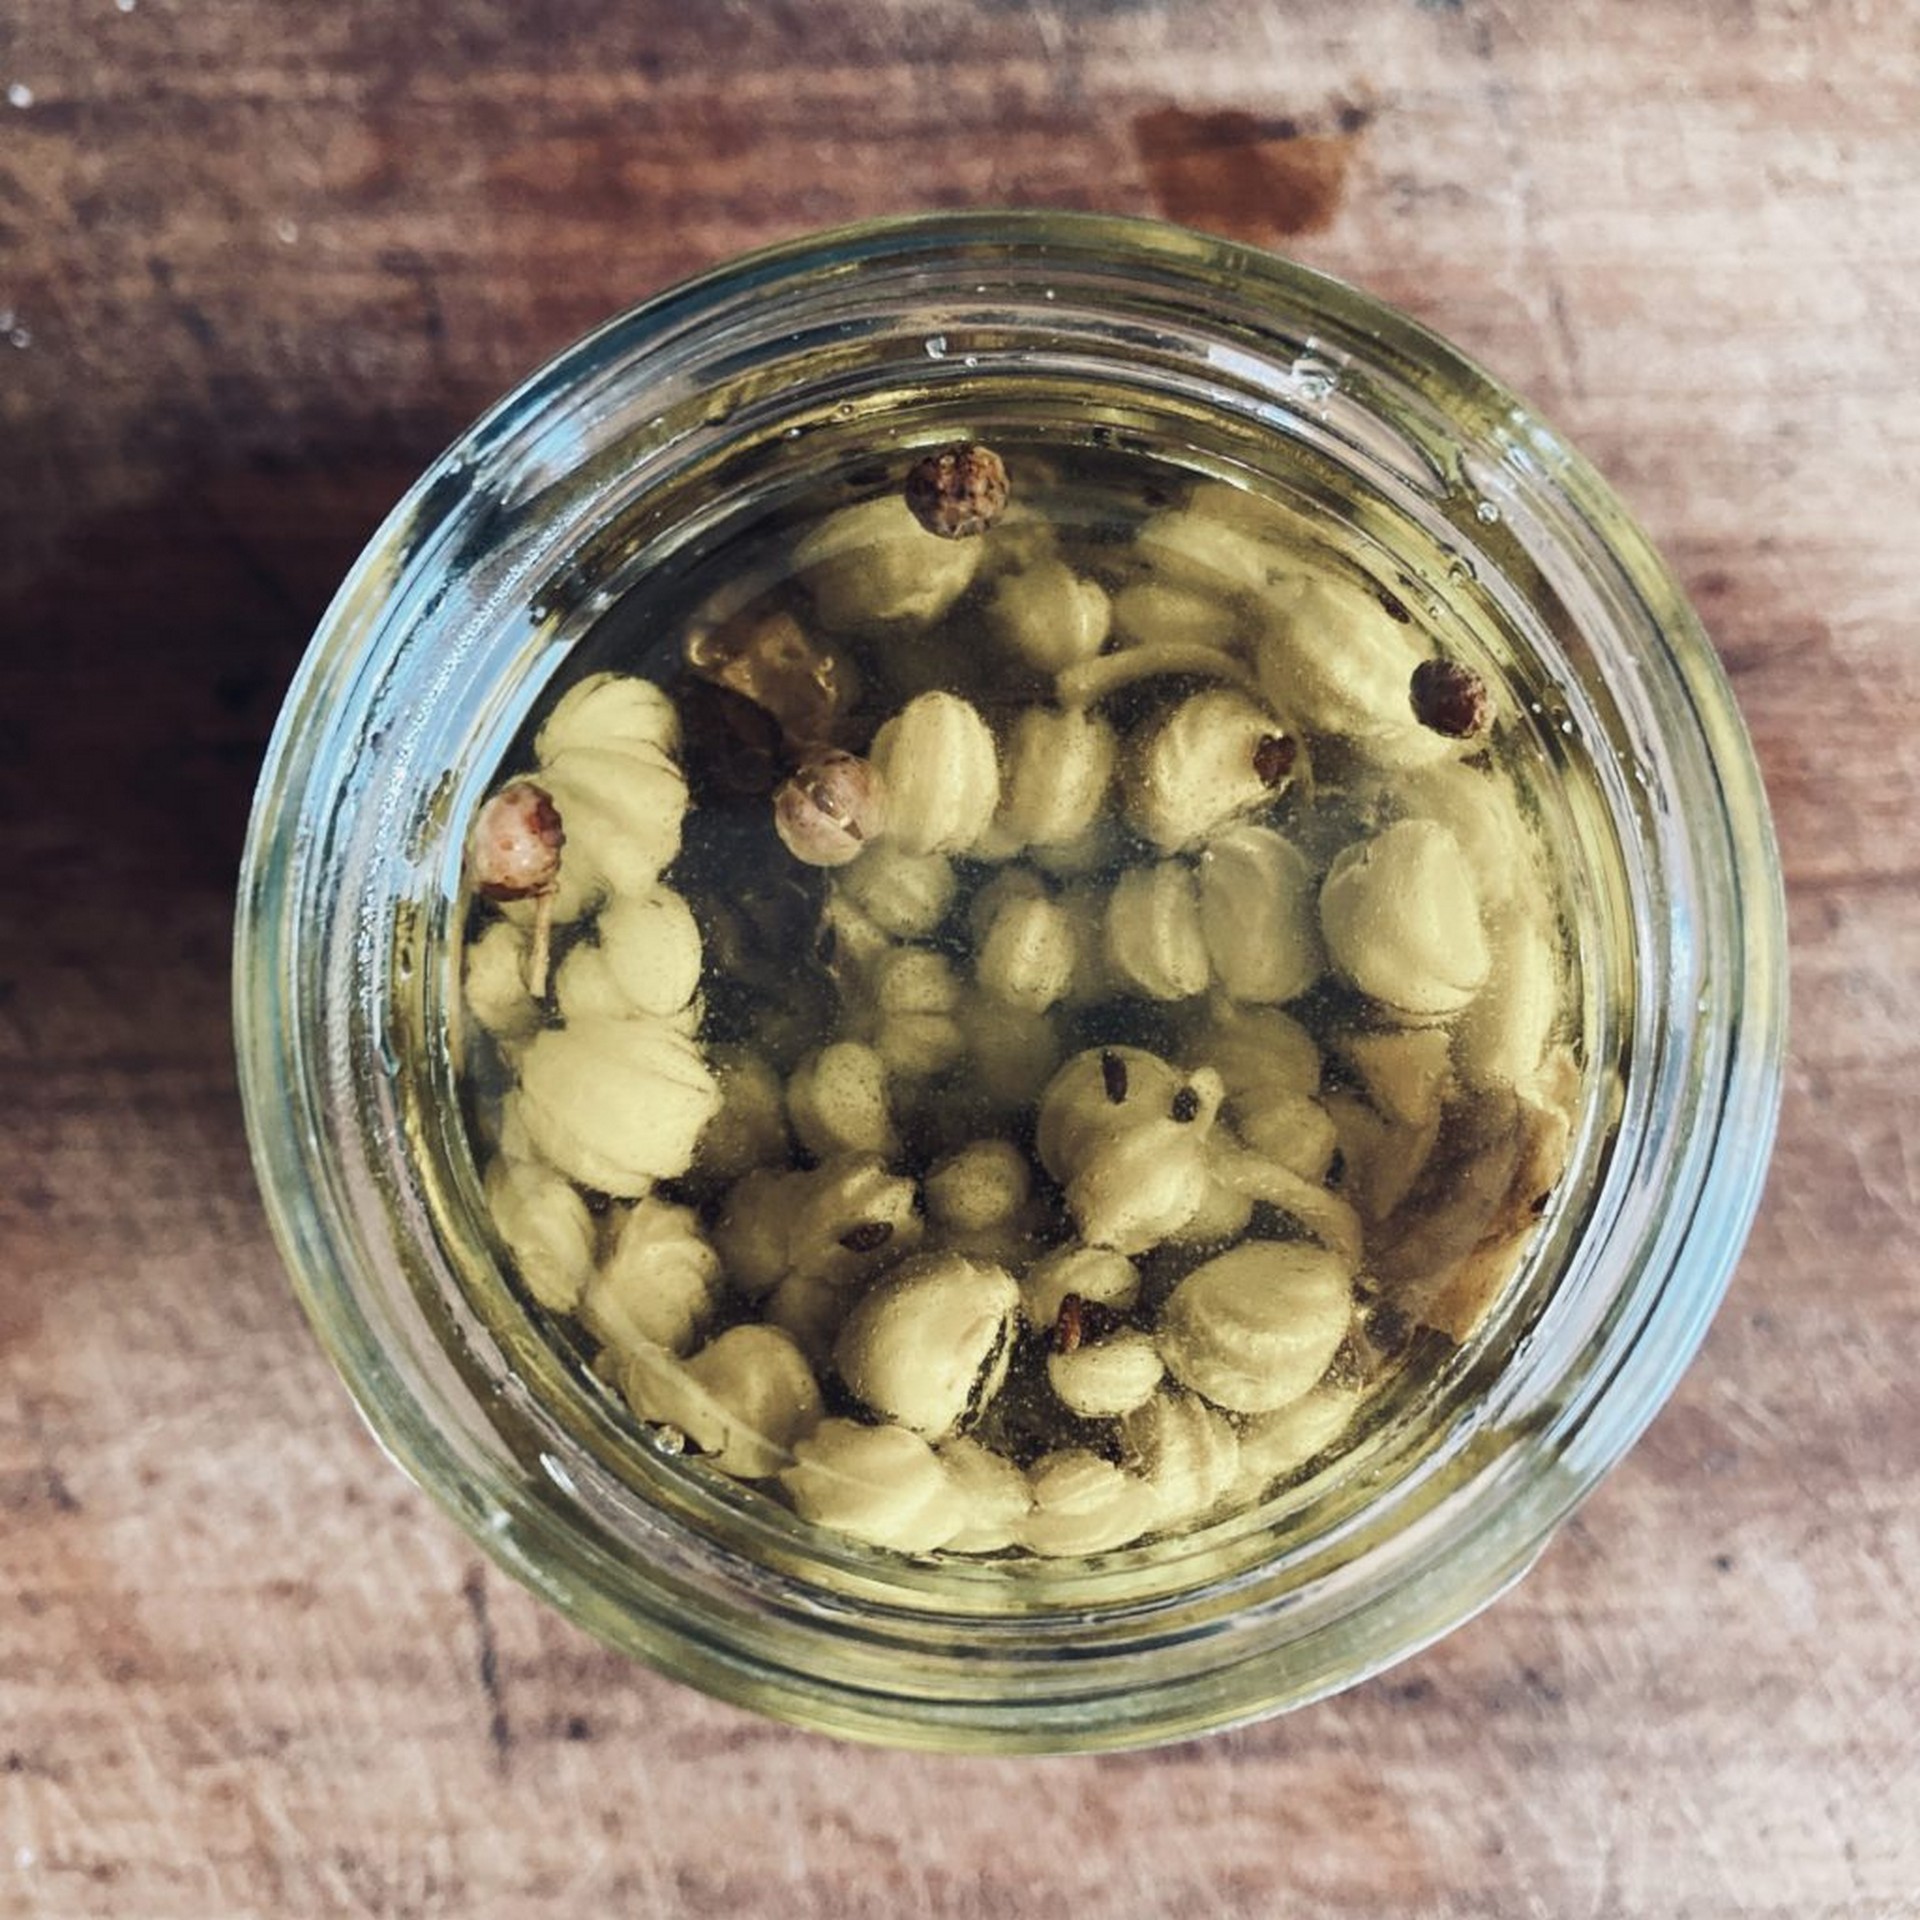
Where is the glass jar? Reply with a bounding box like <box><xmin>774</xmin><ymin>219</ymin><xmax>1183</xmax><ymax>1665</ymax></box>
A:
<box><xmin>234</xmin><ymin>212</ymin><xmax>1785</xmax><ymax>1752</ymax></box>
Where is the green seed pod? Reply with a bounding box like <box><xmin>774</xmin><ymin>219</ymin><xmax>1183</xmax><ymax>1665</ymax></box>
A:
<box><xmin>782</xmin><ymin>1419</ymin><xmax>965</xmax><ymax>1552</ymax></box>
<box><xmin>991</xmin><ymin>706</ymin><xmax>1117</xmax><ymax>852</ymax></box>
<box><xmin>1127</xmin><ymin>688</ymin><xmax>1300</xmax><ymax>853</ymax></box>
<box><xmin>1157</xmin><ymin>1241</ymin><xmax>1354</xmax><ymax>1415</ymax></box>
<box><xmin>535</xmin><ymin>670</ymin><xmax>682</xmax><ymax>764</ymax></box>
<box><xmin>1018</xmin><ymin>1451</ymin><xmax>1160</xmax><ymax>1557</ymax></box>
<box><xmin>1120</xmin><ymin>1392</ymin><xmax>1241</xmax><ymax>1528</ymax></box>
<box><xmin>937</xmin><ymin>1436</ymin><xmax>1034</xmax><ymax>1554</ymax></box>
<box><xmin>621</xmin><ymin>1325</ymin><xmax>822</xmax><ymax>1480</ymax></box>
<box><xmin>794</xmin><ymin>495</ymin><xmax>982</xmax><ymax>634</ymax></box>
<box><xmin>484</xmin><ymin>1156</ymin><xmax>595</xmax><ymax>1313</ymax></box>
<box><xmin>580</xmin><ymin>1197</ymin><xmax>722</xmax><ymax>1359</ymax></box>
<box><xmin>1319</xmin><ymin>818</ymin><xmax>1490</xmax><ymax>1018</ymax></box>
<box><xmin>787</xmin><ymin>1040</ymin><xmax>899</xmax><ymax>1162</ymax></box>
<box><xmin>514</xmin><ymin>1015</ymin><xmax>719</xmax><ymax>1195</ymax></box>
<box><xmin>833</xmin><ymin>1254</ymin><xmax>1021</xmax><ymax>1442</ymax></box>
<box><xmin>869</xmin><ymin>691</ymin><xmax>1001</xmax><ymax>856</ymax></box>
<box><xmin>1104</xmin><ymin>861</ymin><xmax>1210</xmax><ymax>1001</ymax></box>
<box><xmin>1047</xmin><ymin>1331</ymin><xmax>1165</xmax><ymax>1419</ymax></box>
<box><xmin>1195</xmin><ymin>824</ymin><xmax>1322</xmax><ymax>1004</ymax></box>
<box><xmin>985</xmin><ymin>557</ymin><xmax>1111</xmax><ymax>672</ymax></box>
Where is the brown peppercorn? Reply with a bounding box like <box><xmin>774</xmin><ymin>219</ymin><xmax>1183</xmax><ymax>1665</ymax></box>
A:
<box><xmin>469</xmin><ymin>781</ymin><xmax>564</xmax><ymax>901</ymax></box>
<box><xmin>1052</xmin><ymin>1292</ymin><xmax>1085</xmax><ymax>1355</ymax></box>
<box><xmin>773</xmin><ymin>751</ymin><xmax>888</xmax><ymax>867</ymax></box>
<box><xmin>1252</xmin><ymin>733</ymin><xmax>1298</xmax><ymax>787</ymax></box>
<box><xmin>1053</xmin><ymin>1296</ymin><xmax>1124</xmax><ymax>1353</ymax></box>
<box><xmin>1410</xmin><ymin>658</ymin><xmax>1493</xmax><ymax>738</ymax></box>
<box><xmin>904</xmin><ymin>441</ymin><xmax>1010</xmax><ymax>539</ymax></box>
<box><xmin>1169</xmin><ymin>1086</ymin><xmax>1201</xmax><ymax>1123</ymax></box>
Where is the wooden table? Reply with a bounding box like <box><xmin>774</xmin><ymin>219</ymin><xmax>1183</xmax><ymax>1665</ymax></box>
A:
<box><xmin>5</xmin><ymin>2</ymin><xmax>1916</xmax><ymax>1912</ymax></box>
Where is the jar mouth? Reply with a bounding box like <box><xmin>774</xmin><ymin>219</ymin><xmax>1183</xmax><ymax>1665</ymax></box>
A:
<box><xmin>235</xmin><ymin>211</ymin><xmax>1786</xmax><ymax>1751</ymax></box>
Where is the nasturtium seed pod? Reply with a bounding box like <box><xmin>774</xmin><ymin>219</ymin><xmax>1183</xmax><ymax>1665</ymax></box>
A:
<box><xmin>1109</xmin><ymin>577</ymin><xmax>1242</xmax><ymax>655</ymax></box>
<box><xmin>1230</xmin><ymin>1386</ymin><xmax>1363</xmax><ymax>1506</ymax></box>
<box><xmin>1020</xmin><ymin>1245</ymin><xmax>1143</xmax><ymax>1328</ymax></box>
<box><xmin>786</xmin><ymin>1154</ymin><xmax>924</xmax><ymax>1288</ymax></box>
<box><xmin>991</xmin><ymin>706</ymin><xmax>1117</xmax><ymax>852</ymax></box>
<box><xmin>872</xmin><ymin>1008</ymin><xmax>968</xmax><ymax>1080</ymax></box>
<box><xmin>1130</xmin><ymin>503</ymin><xmax>1296</xmax><ymax>601</ymax></box>
<box><xmin>484</xmin><ymin>1156</ymin><xmax>595</xmax><ymax>1313</ymax></box>
<box><xmin>514</xmin><ymin>1015</ymin><xmax>720</xmax><ymax>1195</ymax></box>
<box><xmin>1225</xmin><ymin>1087</ymin><xmax>1339</xmax><ymax>1185</ymax></box>
<box><xmin>837</xmin><ymin>844</ymin><xmax>957</xmax><ymax>938</ymax></box>
<box><xmin>1334</xmin><ymin>1026</ymin><xmax>1453</xmax><ymax>1131</ymax></box>
<box><xmin>695</xmin><ymin>1045</ymin><xmax>792</xmax><ymax>1182</ymax></box>
<box><xmin>1046</xmin><ymin>1330</ymin><xmax>1165</xmax><ymax>1419</ymax></box>
<box><xmin>535</xmin><ymin>671</ymin><xmax>682</xmax><ymax>765</ymax></box>
<box><xmin>1036</xmin><ymin>1045</ymin><xmax>1188</xmax><ymax>1181</ymax></box>
<box><xmin>1127</xmin><ymin>689</ymin><xmax>1299</xmax><ymax>853</ymax></box>
<box><xmin>580</xmin><ymin>1198</ymin><xmax>722</xmax><ymax>1358</ymax></box>
<box><xmin>711</xmin><ymin>1165</ymin><xmax>800</xmax><ymax>1298</ymax></box>
<box><xmin>1157</xmin><ymin>1241</ymin><xmax>1354</xmax><ymax>1415</ymax></box>
<box><xmin>937</xmin><ymin>1436</ymin><xmax>1034</xmax><ymax>1554</ymax></box>
<box><xmin>1196</xmin><ymin>824</ymin><xmax>1323</xmax><ymax>1004</ymax></box>
<box><xmin>786</xmin><ymin>1040</ymin><xmax>899</xmax><ymax>1162</ymax></box>
<box><xmin>985</xmin><ymin>558</ymin><xmax>1111</xmax><ymax>672</ymax></box>
<box><xmin>764</xmin><ymin>1271</ymin><xmax>850</xmax><ymax>1374</ymax></box>
<box><xmin>794</xmin><ymin>495</ymin><xmax>981</xmax><ymax>634</ymax></box>
<box><xmin>976</xmin><ymin>891</ymin><xmax>1078</xmax><ymax>1013</ymax></box>
<box><xmin>1104</xmin><ymin>862</ymin><xmax>1210</xmax><ymax>1001</ymax></box>
<box><xmin>957</xmin><ymin>993</ymin><xmax>1061</xmax><ymax>1112</ymax></box>
<box><xmin>1319</xmin><ymin>818</ymin><xmax>1490</xmax><ymax>1018</ymax></box>
<box><xmin>622</xmin><ymin>1325</ymin><xmax>822</xmax><ymax>1480</ymax></box>
<box><xmin>1393</xmin><ymin>760</ymin><xmax>1534</xmax><ymax>914</ymax></box>
<box><xmin>872</xmin><ymin>945</ymin><xmax>963</xmax><ymax>1017</ymax></box>
<box><xmin>869</xmin><ymin>691</ymin><xmax>1001</xmax><ymax>856</ymax></box>
<box><xmin>524</xmin><ymin>743</ymin><xmax>688</xmax><ymax>924</ymax></box>
<box><xmin>1188</xmin><ymin>1001</ymin><xmax>1323</xmax><ymax>1104</ymax></box>
<box><xmin>1120</xmin><ymin>1392</ymin><xmax>1241</xmax><ymax>1528</ymax></box>
<box><xmin>1255</xmin><ymin>573</ymin><xmax>1456</xmax><ymax>768</ymax></box>
<box><xmin>1064</xmin><ymin>1116</ymin><xmax>1217</xmax><ymax>1254</ymax></box>
<box><xmin>924</xmin><ymin>1140</ymin><xmax>1033</xmax><ymax>1234</ymax></box>
<box><xmin>1453</xmin><ymin>904</ymin><xmax>1562</xmax><ymax>1093</ymax></box>
<box><xmin>1018</xmin><ymin>1451</ymin><xmax>1160</xmax><ymax>1557</ymax></box>
<box><xmin>782</xmin><ymin>1419</ymin><xmax>965</xmax><ymax>1553</ymax></box>
<box><xmin>462</xmin><ymin>919</ymin><xmax>540</xmax><ymax>1047</ymax></box>
<box><xmin>556</xmin><ymin>886</ymin><xmax>703</xmax><ymax>1021</ymax></box>
<box><xmin>833</xmin><ymin>1254</ymin><xmax>1021</xmax><ymax>1442</ymax></box>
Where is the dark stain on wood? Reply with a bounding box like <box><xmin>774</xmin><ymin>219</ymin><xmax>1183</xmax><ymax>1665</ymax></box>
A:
<box><xmin>1134</xmin><ymin>101</ymin><xmax>1374</xmax><ymax>239</ymax></box>
<box><xmin>460</xmin><ymin>1564</ymin><xmax>514</xmax><ymax>1768</ymax></box>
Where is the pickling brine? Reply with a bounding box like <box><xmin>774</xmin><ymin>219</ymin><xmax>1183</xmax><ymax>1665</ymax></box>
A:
<box><xmin>455</xmin><ymin>436</ymin><xmax>1583</xmax><ymax>1559</ymax></box>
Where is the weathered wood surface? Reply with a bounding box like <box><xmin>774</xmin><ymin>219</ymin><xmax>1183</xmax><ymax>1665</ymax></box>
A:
<box><xmin>3</xmin><ymin>1</ymin><xmax>1916</xmax><ymax>1913</ymax></box>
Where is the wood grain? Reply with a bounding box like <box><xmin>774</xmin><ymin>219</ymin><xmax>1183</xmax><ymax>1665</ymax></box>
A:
<box><xmin>4</xmin><ymin>1</ymin><xmax>1917</xmax><ymax>1914</ymax></box>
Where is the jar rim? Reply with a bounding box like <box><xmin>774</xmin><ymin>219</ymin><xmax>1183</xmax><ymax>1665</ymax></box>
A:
<box><xmin>235</xmin><ymin>211</ymin><xmax>1786</xmax><ymax>1751</ymax></box>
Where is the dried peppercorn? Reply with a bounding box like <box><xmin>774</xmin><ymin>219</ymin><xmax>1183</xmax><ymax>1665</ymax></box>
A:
<box><xmin>1409</xmin><ymin>658</ymin><xmax>1493</xmax><ymax>738</ymax></box>
<box><xmin>904</xmin><ymin>441</ymin><xmax>1010</xmax><ymax>539</ymax></box>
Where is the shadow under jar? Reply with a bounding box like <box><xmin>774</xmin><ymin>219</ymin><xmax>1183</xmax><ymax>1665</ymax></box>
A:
<box><xmin>235</xmin><ymin>213</ymin><xmax>1785</xmax><ymax>1753</ymax></box>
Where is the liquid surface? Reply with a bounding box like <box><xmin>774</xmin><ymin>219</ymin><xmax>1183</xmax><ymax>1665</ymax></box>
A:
<box><xmin>456</xmin><ymin>438</ymin><xmax>1583</xmax><ymax>1561</ymax></box>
